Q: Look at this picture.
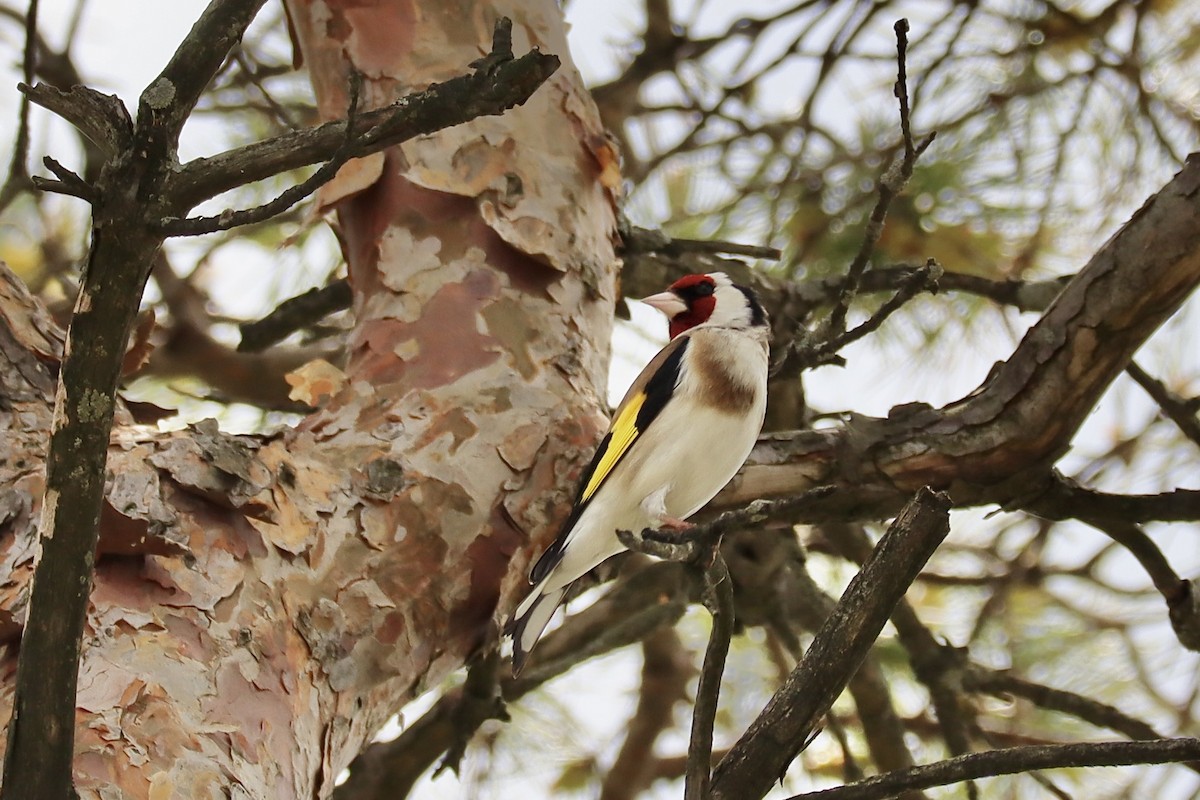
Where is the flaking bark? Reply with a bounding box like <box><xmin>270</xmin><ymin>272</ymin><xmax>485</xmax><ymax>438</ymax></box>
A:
<box><xmin>0</xmin><ymin>1</ymin><xmax>617</xmax><ymax>797</ymax></box>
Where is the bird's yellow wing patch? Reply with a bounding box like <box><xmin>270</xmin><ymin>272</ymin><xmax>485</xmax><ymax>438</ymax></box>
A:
<box><xmin>580</xmin><ymin>391</ymin><xmax>646</xmax><ymax>502</ymax></box>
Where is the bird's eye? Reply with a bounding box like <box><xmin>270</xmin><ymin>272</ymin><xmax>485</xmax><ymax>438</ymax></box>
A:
<box><xmin>695</xmin><ymin>282</ymin><xmax>714</xmax><ymax>297</ymax></box>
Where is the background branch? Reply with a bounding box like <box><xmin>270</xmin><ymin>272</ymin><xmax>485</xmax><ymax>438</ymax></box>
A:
<box><xmin>685</xmin><ymin>550</ymin><xmax>735</xmax><ymax>800</ymax></box>
<box><xmin>167</xmin><ymin>38</ymin><xmax>560</xmax><ymax>212</ymax></box>
<box><xmin>0</xmin><ymin>0</ymin><xmax>39</xmax><ymax>212</ymax></box>
<box><xmin>785</xmin><ymin>739</ymin><xmax>1200</xmax><ymax>800</ymax></box>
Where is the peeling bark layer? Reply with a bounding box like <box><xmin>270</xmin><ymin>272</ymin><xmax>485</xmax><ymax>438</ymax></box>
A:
<box><xmin>0</xmin><ymin>1</ymin><xmax>617</xmax><ymax>797</ymax></box>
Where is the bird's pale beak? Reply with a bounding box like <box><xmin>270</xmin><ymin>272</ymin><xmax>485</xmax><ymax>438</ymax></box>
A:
<box><xmin>640</xmin><ymin>291</ymin><xmax>688</xmax><ymax>318</ymax></box>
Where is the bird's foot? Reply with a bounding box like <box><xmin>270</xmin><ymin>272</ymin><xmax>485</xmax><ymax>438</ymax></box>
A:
<box><xmin>615</xmin><ymin>522</ymin><xmax>700</xmax><ymax>562</ymax></box>
<box><xmin>643</xmin><ymin>518</ymin><xmax>695</xmax><ymax>548</ymax></box>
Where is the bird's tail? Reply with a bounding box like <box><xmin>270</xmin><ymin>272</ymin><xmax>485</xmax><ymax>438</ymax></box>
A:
<box><xmin>507</xmin><ymin>583</ymin><xmax>567</xmax><ymax>677</ymax></box>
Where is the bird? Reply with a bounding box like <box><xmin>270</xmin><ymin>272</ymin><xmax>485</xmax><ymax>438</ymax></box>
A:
<box><xmin>507</xmin><ymin>272</ymin><xmax>770</xmax><ymax>675</ymax></box>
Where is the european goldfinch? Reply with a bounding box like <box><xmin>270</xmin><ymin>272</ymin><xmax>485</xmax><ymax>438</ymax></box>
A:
<box><xmin>508</xmin><ymin>272</ymin><xmax>769</xmax><ymax>675</ymax></box>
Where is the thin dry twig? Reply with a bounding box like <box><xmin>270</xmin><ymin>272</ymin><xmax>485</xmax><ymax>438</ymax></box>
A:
<box><xmin>966</xmin><ymin>669</ymin><xmax>1197</xmax><ymax>768</ymax></box>
<box><xmin>238</xmin><ymin>279</ymin><xmax>352</xmax><ymax>352</ymax></box>
<box><xmin>772</xmin><ymin>18</ymin><xmax>937</xmax><ymax>378</ymax></box>
<box><xmin>784</xmin><ymin>739</ymin><xmax>1200</xmax><ymax>800</ymax></box>
<box><xmin>827</xmin><ymin>522</ymin><xmax>980</xmax><ymax>798</ymax></box>
<box><xmin>1026</xmin><ymin>476</ymin><xmax>1200</xmax><ymax>524</ymax></box>
<box><xmin>621</xmin><ymin>222</ymin><xmax>783</xmax><ymax>261</ymax></box>
<box><xmin>617</xmin><ymin>485</ymin><xmax>838</xmax><ymax>563</ymax></box>
<box><xmin>0</xmin><ymin>0</ymin><xmax>41</xmax><ymax>212</ymax></box>
<box><xmin>824</xmin><ymin>18</ymin><xmax>935</xmax><ymax>337</ymax></box>
<box><xmin>162</xmin><ymin>64</ymin><xmax>370</xmax><ymax>236</ymax></box>
<box><xmin>783</xmin><ymin>258</ymin><xmax>942</xmax><ymax>373</ymax></box>
<box><xmin>160</xmin><ymin>17</ymin><xmax>558</xmax><ymax>236</ymax></box>
<box><xmin>1126</xmin><ymin>360</ymin><xmax>1200</xmax><ymax>450</ymax></box>
<box><xmin>600</xmin><ymin>627</ymin><xmax>691</xmax><ymax>800</ymax></box>
<box><xmin>685</xmin><ymin>547</ymin><xmax>735</xmax><ymax>800</ymax></box>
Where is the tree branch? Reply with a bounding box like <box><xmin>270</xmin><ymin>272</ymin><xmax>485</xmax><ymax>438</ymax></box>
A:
<box><xmin>135</xmin><ymin>0</ymin><xmax>268</xmax><ymax>164</ymax></box>
<box><xmin>784</xmin><ymin>739</ymin><xmax>1200</xmax><ymax>800</ymax></box>
<box><xmin>827</xmin><ymin>522</ymin><xmax>980</xmax><ymax>796</ymax></box>
<box><xmin>777</xmin><ymin>17</ymin><xmax>935</xmax><ymax>376</ymax></box>
<box><xmin>237</xmin><ymin>279</ymin><xmax>353</xmax><ymax>352</ymax></box>
<box><xmin>1025</xmin><ymin>477</ymin><xmax>1200</xmax><ymax>524</ymax></box>
<box><xmin>965</xmin><ymin>670</ymin><xmax>1196</xmax><ymax>761</ymax></box>
<box><xmin>166</xmin><ymin>35</ymin><xmax>561</xmax><ymax>214</ymax></box>
<box><xmin>721</xmin><ymin>528</ymin><xmax>925</xmax><ymax>795</ymax></box>
<box><xmin>710</xmin><ymin>487</ymin><xmax>952</xmax><ymax>800</ymax></box>
<box><xmin>432</xmin><ymin>647</ymin><xmax>507</xmax><ymax>779</ymax></box>
<box><xmin>1126</xmin><ymin>360</ymin><xmax>1200</xmax><ymax>449</ymax></box>
<box><xmin>621</xmin><ymin>222</ymin><xmax>783</xmax><ymax>261</ymax></box>
<box><xmin>783</xmin><ymin>259</ymin><xmax>943</xmax><ymax>373</ymax></box>
<box><xmin>0</xmin><ymin>0</ymin><xmax>39</xmax><ymax>213</ymax></box>
<box><xmin>18</xmin><ymin>81</ymin><xmax>134</xmax><ymax>156</ymax></box>
<box><xmin>1</xmin><ymin>7</ymin><xmax>564</xmax><ymax>799</ymax></box>
<box><xmin>686</xmin><ymin>549</ymin><xmax>735</xmax><ymax>800</ymax></box>
<box><xmin>722</xmin><ymin>154</ymin><xmax>1200</xmax><ymax>520</ymax></box>
<box><xmin>1</xmin><ymin>5</ymin><xmax>270</xmax><ymax>798</ymax></box>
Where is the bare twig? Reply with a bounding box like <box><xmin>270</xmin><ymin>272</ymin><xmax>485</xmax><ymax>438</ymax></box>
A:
<box><xmin>618</xmin><ymin>485</ymin><xmax>839</xmax><ymax>563</ymax></box>
<box><xmin>19</xmin><ymin>81</ymin><xmax>134</xmax><ymax>156</ymax></box>
<box><xmin>166</xmin><ymin>20</ymin><xmax>560</xmax><ymax>216</ymax></box>
<box><xmin>1019</xmin><ymin>473</ymin><xmax>1200</xmax><ymax>650</ymax></box>
<box><xmin>164</xmin><ymin>65</ymin><xmax>370</xmax><ymax>236</ymax></box>
<box><xmin>827</xmin><ymin>522</ymin><xmax>980</xmax><ymax>797</ymax></box>
<box><xmin>1026</xmin><ymin>476</ymin><xmax>1200</xmax><ymax>524</ymax></box>
<box><xmin>32</xmin><ymin>155</ymin><xmax>98</xmax><ymax>203</ymax></box>
<box><xmin>1083</xmin><ymin>519</ymin><xmax>1199</xmax><ymax>651</ymax></box>
<box><xmin>1125</xmin><ymin>360</ymin><xmax>1200</xmax><ymax>450</ymax></box>
<box><xmin>238</xmin><ymin>279</ymin><xmax>352</xmax><ymax>352</ymax></box>
<box><xmin>616</xmin><ymin>491</ymin><xmax>850</xmax><ymax>799</ymax></box>
<box><xmin>433</xmin><ymin>647</ymin><xmax>507</xmax><ymax>778</ymax></box>
<box><xmin>724</xmin><ymin>528</ymin><xmax>925</xmax><ymax>796</ymax></box>
<box><xmin>0</xmin><ymin>0</ymin><xmax>40</xmax><ymax>212</ymax></box>
<box><xmin>965</xmin><ymin>669</ymin><xmax>1197</xmax><ymax>767</ymax></box>
<box><xmin>622</xmin><ymin>222</ymin><xmax>783</xmax><ymax>261</ymax></box>
<box><xmin>772</xmin><ymin>18</ymin><xmax>937</xmax><ymax>378</ymax></box>
<box><xmin>776</xmin><ymin>259</ymin><xmax>942</xmax><ymax>374</ymax></box>
<box><xmin>334</xmin><ymin>561</ymin><xmax>693</xmax><ymax>800</ymax></box>
<box><xmin>893</xmin><ymin>19</ymin><xmax>917</xmax><ymax>163</ymax></box>
<box><xmin>686</xmin><ymin>548</ymin><xmax>735</xmax><ymax>800</ymax></box>
<box><xmin>784</xmin><ymin>739</ymin><xmax>1200</xmax><ymax>800</ymax></box>
<box><xmin>231</xmin><ymin>47</ymin><xmax>300</xmax><ymax>130</ymax></box>
<box><xmin>616</xmin><ymin>520</ymin><xmax>749</xmax><ymax>800</ymax></box>
<box><xmin>1085</xmin><ymin>520</ymin><xmax>1181</xmax><ymax>602</ymax></box>
<box><xmin>824</xmin><ymin>18</ymin><xmax>935</xmax><ymax>339</ymax></box>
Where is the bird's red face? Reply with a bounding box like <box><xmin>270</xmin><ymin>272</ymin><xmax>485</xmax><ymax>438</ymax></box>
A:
<box><xmin>641</xmin><ymin>274</ymin><xmax>718</xmax><ymax>339</ymax></box>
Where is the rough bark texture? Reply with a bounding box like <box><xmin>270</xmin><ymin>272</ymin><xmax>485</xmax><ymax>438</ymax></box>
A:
<box><xmin>718</xmin><ymin>154</ymin><xmax>1200</xmax><ymax>517</ymax></box>
<box><xmin>711</xmin><ymin>489</ymin><xmax>953</xmax><ymax>800</ymax></box>
<box><xmin>0</xmin><ymin>1</ymin><xmax>618</xmax><ymax>797</ymax></box>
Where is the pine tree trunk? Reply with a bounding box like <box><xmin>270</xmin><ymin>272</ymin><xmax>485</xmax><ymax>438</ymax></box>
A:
<box><xmin>0</xmin><ymin>1</ymin><xmax>618</xmax><ymax>795</ymax></box>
